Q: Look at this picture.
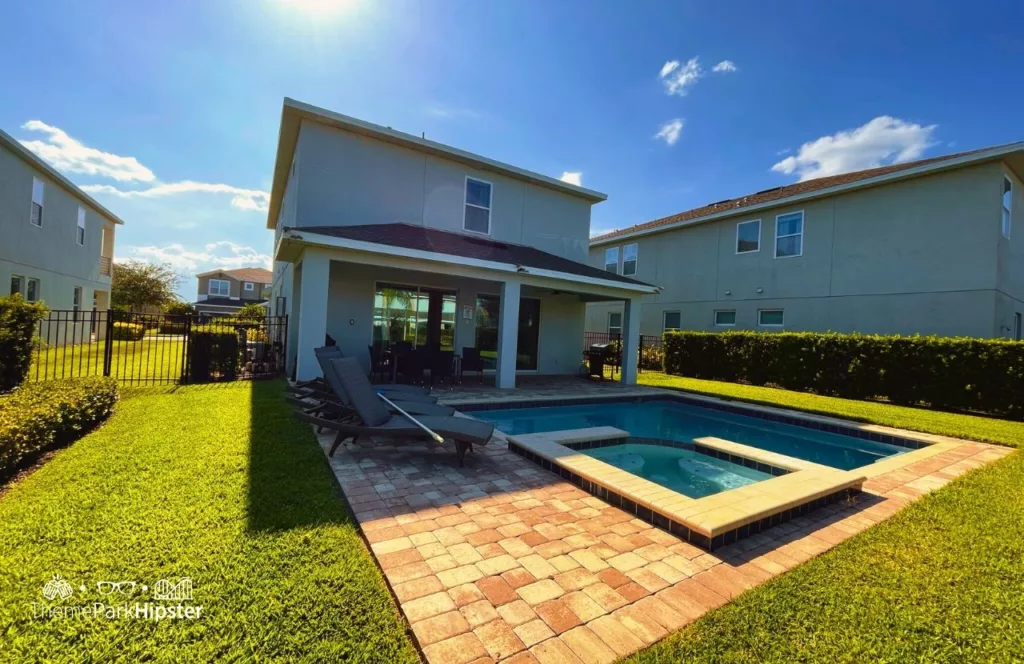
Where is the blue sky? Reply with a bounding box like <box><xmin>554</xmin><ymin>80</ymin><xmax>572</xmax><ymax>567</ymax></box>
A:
<box><xmin>1</xmin><ymin>0</ymin><xmax>1021</xmax><ymax>299</ymax></box>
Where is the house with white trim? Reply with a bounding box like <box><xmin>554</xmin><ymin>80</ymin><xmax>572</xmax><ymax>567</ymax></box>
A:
<box><xmin>265</xmin><ymin>99</ymin><xmax>657</xmax><ymax>386</ymax></box>
<box><xmin>193</xmin><ymin>267</ymin><xmax>272</xmax><ymax>318</ymax></box>
<box><xmin>587</xmin><ymin>143</ymin><xmax>1024</xmax><ymax>340</ymax></box>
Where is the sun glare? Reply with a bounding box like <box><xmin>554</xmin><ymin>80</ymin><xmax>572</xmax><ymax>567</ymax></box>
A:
<box><xmin>276</xmin><ymin>0</ymin><xmax>357</xmax><ymax>18</ymax></box>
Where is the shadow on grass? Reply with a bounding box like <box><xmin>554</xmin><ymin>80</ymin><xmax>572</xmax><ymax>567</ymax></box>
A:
<box><xmin>246</xmin><ymin>378</ymin><xmax>350</xmax><ymax>532</ymax></box>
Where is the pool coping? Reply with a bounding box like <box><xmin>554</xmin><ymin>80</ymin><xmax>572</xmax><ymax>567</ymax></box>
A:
<box><xmin>506</xmin><ymin>427</ymin><xmax>866</xmax><ymax>551</ymax></box>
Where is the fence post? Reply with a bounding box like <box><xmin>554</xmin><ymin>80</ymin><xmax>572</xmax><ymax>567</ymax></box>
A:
<box><xmin>180</xmin><ymin>314</ymin><xmax>193</xmax><ymax>384</ymax></box>
<box><xmin>102</xmin><ymin>310</ymin><xmax>114</xmax><ymax>377</ymax></box>
<box><xmin>638</xmin><ymin>335</ymin><xmax>643</xmax><ymax>374</ymax></box>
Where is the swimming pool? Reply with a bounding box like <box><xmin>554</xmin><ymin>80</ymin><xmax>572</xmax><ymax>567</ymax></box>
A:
<box><xmin>586</xmin><ymin>443</ymin><xmax>771</xmax><ymax>498</ymax></box>
<box><xmin>475</xmin><ymin>399</ymin><xmax>907</xmax><ymax>470</ymax></box>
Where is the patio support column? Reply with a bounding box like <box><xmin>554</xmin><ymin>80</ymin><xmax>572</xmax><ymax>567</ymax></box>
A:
<box><xmin>620</xmin><ymin>296</ymin><xmax>641</xmax><ymax>385</ymax></box>
<box><xmin>496</xmin><ymin>280</ymin><xmax>520</xmax><ymax>389</ymax></box>
<box><xmin>295</xmin><ymin>249</ymin><xmax>330</xmax><ymax>382</ymax></box>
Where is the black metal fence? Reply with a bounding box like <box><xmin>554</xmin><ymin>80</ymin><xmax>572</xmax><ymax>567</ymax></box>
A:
<box><xmin>27</xmin><ymin>310</ymin><xmax>288</xmax><ymax>385</ymax></box>
<box><xmin>583</xmin><ymin>332</ymin><xmax>664</xmax><ymax>371</ymax></box>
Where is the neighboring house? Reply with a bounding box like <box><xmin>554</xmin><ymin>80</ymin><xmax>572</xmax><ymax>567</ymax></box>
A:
<box><xmin>194</xmin><ymin>267</ymin><xmax>272</xmax><ymax>318</ymax></box>
<box><xmin>587</xmin><ymin>143</ymin><xmax>1024</xmax><ymax>341</ymax></box>
<box><xmin>0</xmin><ymin>126</ymin><xmax>122</xmax><ymax>343</ymax></box>
<box><xmin>266</xmin><ymin>98</ymin><xmax>656</xmax><ymax>385</ymax></box>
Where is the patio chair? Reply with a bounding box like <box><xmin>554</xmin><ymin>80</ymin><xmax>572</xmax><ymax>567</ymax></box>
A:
<box><xmin>295</xmin><ymin>357</ymin><xmax>494</xmax><ymax>465</ymax></box>
<box><xmin>429</xmin><ymin>350</ymin><xmax>455</xmax><ymax>389</ymax></box>
<box><xmin>368</xmin><ymin>343</ymin><xmax>389</xmax><ymax>383</ymax></box>
<box><xmin>294</xmin><ymin>346</ymin><xmax>431</xmax><ymax>396</ymax></box>
<box><xmin>292</xmin><ymin>349</ymin><xmax>439</xmax><ymax>404</ymax></box>
<box><xmin>461</xmin><ymin>347</ymin><xmax>485</xmax><ymax>383</ymax></box>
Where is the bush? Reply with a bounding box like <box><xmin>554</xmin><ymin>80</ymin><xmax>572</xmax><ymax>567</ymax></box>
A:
<box><xmin>235</xmin><ymin>303</ymin><xmax>266</xmax><ymax>322</ymax></box>
<box><xmin>163</xmin><ymin>301</ymin><xmax>195</xmax><ymax>316</ymax></box>
<box><xmin>188</xmin><ymin>325</ymin><xmax>239</xmax><ymax>383</ymax></box>
<box><xmin>111</xmin><ymin>321</ymin><xmax>145</xmax><ymax>340</ymax></box>
<box><xmin>0</xmin><ymin>377</ymin><xmax>117</xmax><ymax>480</ymax></box>
<box><xmin>663</xmin><ymin>330</ymin><xmax>1024</xmax><ymax>418</ymax></box>
<box><xmin>0</xmin><ymin>294</ymin><xmax>49</xmax><ymax>393</ymax></box>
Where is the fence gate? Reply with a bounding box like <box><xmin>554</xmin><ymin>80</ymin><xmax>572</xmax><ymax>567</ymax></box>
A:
<box><xmin>582</xmin><ymin>331</ymin><xmax>664</xmax><ymax>373</ymax></box>
<box><xmin>27</xmin><ymin>310</ymin><xmax>288</xmax><ymax>386</ymax></box>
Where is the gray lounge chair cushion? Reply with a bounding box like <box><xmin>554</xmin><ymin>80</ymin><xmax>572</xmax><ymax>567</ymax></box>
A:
<box><xmin>333</xmin><ymin>357</ymin><xmax>396</xmax><ymax>427</ymax></box>
<box><xmin>373</xmin><ymin>415</ymin><xmax>494</xmax><ymax>444</ymax></box>
<box><xmin>318</xmin><ymin>352</ymin><xmax>437</xmax><ymax>406</ymax></box>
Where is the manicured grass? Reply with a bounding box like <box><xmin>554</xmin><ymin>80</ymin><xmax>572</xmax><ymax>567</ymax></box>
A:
<box><xmin>29</xmin><ymin>337</ymin><xmax>186</xmax><ymax>383</ymax></box>
<box><xmin>0</xmin><ymin>380</ymin><xmax>418</xmax><ymax>662</ymax></box>
<box><xmin>636</xmin><ymin>371</ymin><xmax>1024</xmax><ymax>448</ymax></box>
<box><xmin>628</xmin><ymin>448</ymin><xmax>1024</xmax><ymax>663</ymax></box>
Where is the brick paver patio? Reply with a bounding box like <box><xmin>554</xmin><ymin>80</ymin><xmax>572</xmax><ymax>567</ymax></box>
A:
<box><xmin>314</xmin><ymin>398</ymin><xmax>1012</xmax><ymax>664</ymax></box>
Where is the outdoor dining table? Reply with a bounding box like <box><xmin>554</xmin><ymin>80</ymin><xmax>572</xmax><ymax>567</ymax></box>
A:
<box><xmin>387</xmin><ymin>348</ymin><xmax>462</xmax><ymax>386</ymax></box>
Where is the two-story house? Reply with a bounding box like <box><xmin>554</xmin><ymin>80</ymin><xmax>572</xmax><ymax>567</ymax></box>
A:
<box><xmin>193</xmin><ymin>266</ymin><xmax>272</xmax><ymax>318</ymax></box>
<box><xmin>0</xmin><ymin>126</ymin><xmax>122</xmax><ymax>342</ymax></box>
<box><xmin>266</xmin><ymin>99</ymin><xmax>656</xmax><ymax>386</ymax></box>
<box><xmin>587</xmin><ymin>143</ymin><xmax>1024</xmax><ymax>340</ymax></box>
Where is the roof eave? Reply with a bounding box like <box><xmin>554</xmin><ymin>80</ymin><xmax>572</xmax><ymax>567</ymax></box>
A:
<box><xmin>590</xmin><ymin>143</ymin><xmax>1024</xmax><ymax>247</ymax></box>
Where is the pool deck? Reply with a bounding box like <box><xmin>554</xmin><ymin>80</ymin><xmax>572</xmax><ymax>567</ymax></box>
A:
<box><xmin>309</xmin><ymin>381</ymin><xmax>1014</xmax><ymax>664</ymax></box>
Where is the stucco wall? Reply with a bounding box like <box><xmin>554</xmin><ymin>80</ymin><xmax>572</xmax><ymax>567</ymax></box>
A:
<box><xmin>197</xmin><ymin>273</ymin><xmax>267</xmax><ymax>301</ymax></box>
<box><xmin>0</xmin><ymin>144</ymin><xmax>113</xmax><ymax>310</ymax></box>
<box><xmin>292</xmin><ymin>122</ymin><xmax>593</xmax><ymax>262</ymax></box>
<box><xmin>588</xmin><ymin>163</ymin><xmax>1014</xmax><ymax>338</ymax></box>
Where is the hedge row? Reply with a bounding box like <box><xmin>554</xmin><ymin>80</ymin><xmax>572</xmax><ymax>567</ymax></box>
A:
<box><xmin>188</xmin><ymin>326</ymin><xmax>239</xmax><ymax>382</ymax></box>
<box><xmin>664</xmin><ymin>330</ymin><xmax>1024</xmax><ymax>418</ymax></box>
<box><xmin>0</xmin><ymin>377</ymin><xmax>118</xmax><ymax>480</ymax></box>
<box><xmin>0</xmin><ymin>295</ymin><xmax>48</xmax><ymax>393</ymax></box>
<box><xmin>111</xmin><ymin>321</ymin><xmax>145</xmax><ymax>341</ymax></box>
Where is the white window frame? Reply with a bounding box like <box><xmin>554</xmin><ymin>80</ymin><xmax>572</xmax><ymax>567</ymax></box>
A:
<box><xmin>30</xmin><ymin>177</ymin><xmax>44</xmax><ymax>227</ymax></box>
<box><xmin>662</xmin><ymin>310</ymin><xmax>681</xmax><ymax>331</ymax></box>
<box><xmin>244</xmin><ymin>282</ymin><xmax>255</xmax><ymax>292</ymax></box>
<box><xmin>26</xmin><ymin>278</ymin><xmax>40</xmax><ymax>303</ymax></box>
<box><xmin>735</xmin><ymin>219</ymin><xmax>761</xmax><ymax>254</ymax></box>
<box><xmin>714</xmin><ymin>310</ymin><xmax>737</xmax><ymax>327</ymax></box>
<box><xmin>622</xmin><ymin>244</ymin><xmax>638</xmax><ymax>276</ymax></box>
<box><xmin>774</xmin><ymin>211</ymin><xmax>804</xmax><ymax>259</ymax></box>
<box><xmin>604</xmin><ymin>247</ymin><xmax>619</xmax><ymax>274</ymax></box>
<box><xmin>758</xmin><ymin>308</ymin><xmax>785</xmax><ymax>327</ymax></box>
<box><xmin>77</xmin><ymin>207</ymin><xmax>86</xmax><ymax>246</ymax></box>
<box><xmin>462</xmin><ymin>176</ymin><xmax>492</xmax><ymax>235</ymax></box>
<box><xmin>1003</xmin><ymin>176</ymin><xmax>1013</xmax><ymax>239</ymax></box>
<box><xmin>73</xmin><ymin>286</ymin><xmax>82</xmax><ymax>321</ymax></box>
<box><xmin>208</xmin><ymin>278</ymin><xmax>230</xmax><ymax>297</ymax></box>
<box><xmin>608</xmin><ymin>312</ymin><xmax>623</xmax><ymax>337</ymax></box>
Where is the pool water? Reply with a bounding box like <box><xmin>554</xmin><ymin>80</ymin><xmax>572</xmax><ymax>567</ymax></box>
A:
<box><xmin>476</xmin><ymin>400</ymin><xmax>906</xmax><ymax>470</ymax></box>
<box><xmin>585</xmin><ymin>443</ymin><xmax>771</xmax><ymax>498</ymax></box>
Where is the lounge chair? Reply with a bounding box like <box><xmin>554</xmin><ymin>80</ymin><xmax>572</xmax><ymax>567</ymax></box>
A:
<box><xmin>296</xmin><ymin>346</ymin><xmax>433</xmax><ymax>396</ymax></box>
<box><xmin>295</xmin><ymin>357</ymin><xmax>494</xmax><ymax>465</ymax></box>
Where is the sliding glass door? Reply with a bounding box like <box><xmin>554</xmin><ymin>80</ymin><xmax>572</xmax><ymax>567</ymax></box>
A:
<box><xmin>474</xmin><ymin>295</ymin><xmax>540</xmax><ymax>371</ymax></box>
<box><xmin>373</xmin><ymin>284</ymin><xmax>456</xmax><ymax>350</ymax></box>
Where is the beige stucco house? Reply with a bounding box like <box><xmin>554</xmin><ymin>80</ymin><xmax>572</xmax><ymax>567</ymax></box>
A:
<box><xmin>587</xmin><ymin>143</ymin><xmax>1024</xmax><ymax>340</ymax></box>
<box><xmin>193</xmin><ymin>267</ymin><xmax>272</xmax><ymax>317</ymax></box>
<box><xmin>266</xmin><ymin>98</ymin><xmax>656</xmax><ymax>386</ymax></box>
<box><xmin>0</xmin><ymin>126</ymin><xmax>122</xmax><ymax>342</ymax></box>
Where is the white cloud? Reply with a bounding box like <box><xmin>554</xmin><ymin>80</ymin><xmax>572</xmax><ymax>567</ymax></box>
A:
<box><xmin>771</xmin><ymin>116</ymin><xmax>938</xmax><ymax>181</ymax></box>
<box><xmin>81</xmin><ymin>181</ymin><xmax>270</xmax><ymax>213</ymax></box>
<box><xmin>19</xmin><ymin>120</ymin><xmax>155</xmax><ymax>182</ymax></box>
<box><xmin>712</xmin><ymin>60</ymin><xmax>737</xmax><ymax>73</ymax></box>
<box><xmin>425</xmin><ymin>105</ymin><xmax>482</xmax><ymax>121</ymax></box>
<box><xmin>18</xmin><ymin>121</ymin><xmax>267</xmax><ymax>212</ymax></box>
<box><xmin>559</xmin><ymin>171</ymin><xmax>582</xmax><ymax>186</ymax></box>
<box><xmin>120</xmin><ymin>241</ymin><xmax>271</xmax><ymax>272</ymax></box>
<box><xmin>659</xmin><ymin>57</ymin><xmax>703</xmax><ymax>96</ymax></box>
<box><xmin>654</xmin><ymin>119</ymin><xmax>684</xmax><ymax>146</ymax></box>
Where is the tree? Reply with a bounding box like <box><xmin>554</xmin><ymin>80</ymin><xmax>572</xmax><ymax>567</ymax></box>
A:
<box><xmin>234</xmin><ymin>302</ymin><xmax>266</xmax><ymax>322</ymax></box>
<box><xmin>111</xmin><ymin>261</ymin><xmax>181</xmax><ymax>311</ymax></box>
<box><xmin>163</xmin><ymin>301</ymin><xmax>195</xmax><ymax>316</ymax></box>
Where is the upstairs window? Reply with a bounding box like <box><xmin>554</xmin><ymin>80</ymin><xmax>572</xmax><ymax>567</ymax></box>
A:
<box><xmin>244</xmin><ymin>282</ymin><xmax>255</xmax><ymax>292</ymax></box>
<box><xmin>1003</xmin><ymin>177</ymin><xmax>1013</xmax><ymax>239</ymax></box>
<box><xmin>77</xmin><ymin>208</ymin><xmax>86</xmax><ymax>245</ymax></box>
<box><xmin>736</xmin><ymin>219</ymin><xmax>760</xmax><ymax>254</ymax></box>
<box><xmin>608</xmin><ymin>312</ymin><xmax>623</xmax><ymax>337</ymax></box>
<box><xmin>663</xmin><ymin>311</ymin><xmax>681</xmax><ymax>331</ymax></box>
<box><xmin>775</xmin><ymin>211</ymin><xmax>804</xmax><ymax>258</ymax></box>
<box><xmin>622</xmin><ymin>244</ymin><xmax>638</xmax><ymax>276</ymax></box>
<box><xmin>464</xmin><ymin>177</ymin><xmax>492</xmax><ymax>234</ymax></box>
<box><xmin>209</xmin><ymin>279</ymin><xmax>230</xmax><ymax>297</ymax></box>
<box><xmin>10</xmin><ymin>275</ymin><xmax>24</xmax><ymax>297</ymax></box>
<box><xmin>604</xmin><ymin>247</ymin><xmax>619</xmax><ymax>274</ymax></box>
<box><xmin>31</xmin><ymin>178</ymin><xmax>44</xmax><ymax>227</ymax></box>
<box><xmin>26</xmin><ymin>278</ymin><xmax>40</xmax><ymax>303</ymax></box>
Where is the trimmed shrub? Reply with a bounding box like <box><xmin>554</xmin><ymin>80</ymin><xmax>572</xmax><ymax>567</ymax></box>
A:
<box><xmin>0</xmin><ymin>294</ymin><xmax>48</xmax><ymax>393</ymax></box>
<box><xmin>0</xmin><ymin>377</ymin><xmax>118</xmax><ymax>480</ymax></box>
<box><xmin>111</xmin><ymin>321</ymin><xmax>145</xmax><ymax>341</ymax></box>
<box><xmin>663</xmin><ymin>330</ymin><xmax>1024</xmax><ymax>419</ymax></box>
<box><xmin>188</xmin><ymin>325</ymin><xmax>239</xmax><ymax>383</ymax></box>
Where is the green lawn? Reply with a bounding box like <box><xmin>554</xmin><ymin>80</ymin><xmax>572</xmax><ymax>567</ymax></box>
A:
<box><xmin>0</xmin><ymin>380</ymin><xmax>418</xmax><ymax>662</ymax></box>
<box><xmin>30</xmin><ymin>337</ymin><xmax>186</xmax><ymax>383</ymax></box>
<box><xmin>625</xmin><ymin>371</ymin><xmax>1024</xmax><ymax>663</ymax></box>
<box><xmin>636</xmin><ymin>371</ymin><xmax>1024</xmax><ymax>448</ymax></box>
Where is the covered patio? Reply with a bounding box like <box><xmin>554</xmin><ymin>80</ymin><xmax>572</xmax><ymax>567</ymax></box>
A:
<box><xmin>276</xmin><ymin>224</ymin><xmax>658</xmax><ymax>388</ymax></box>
